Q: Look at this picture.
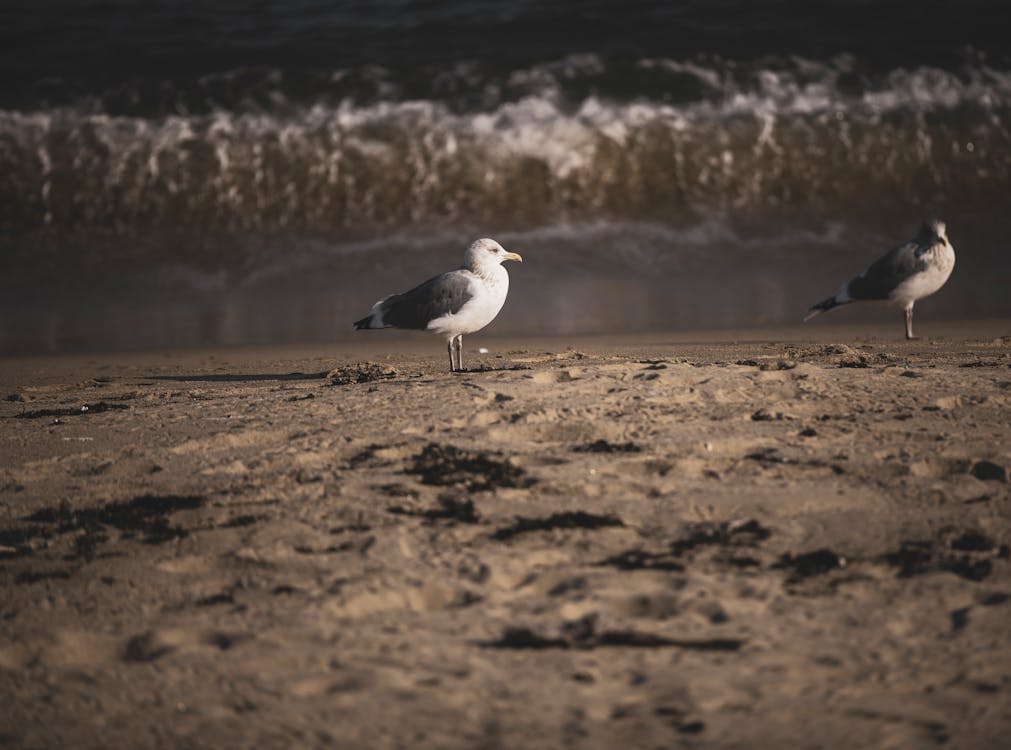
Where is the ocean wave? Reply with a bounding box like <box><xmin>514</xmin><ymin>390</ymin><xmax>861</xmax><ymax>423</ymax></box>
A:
<box><xmin>1</xmin><ymin>58</ymin><xmax>1009</xmax><ymax>236</ymax></box>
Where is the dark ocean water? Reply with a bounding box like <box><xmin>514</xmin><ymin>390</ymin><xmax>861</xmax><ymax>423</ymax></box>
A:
<box><xmin>2</xmin><ymin>1</ymin><xmax>1009</xmax><ymax>352</ymax></box>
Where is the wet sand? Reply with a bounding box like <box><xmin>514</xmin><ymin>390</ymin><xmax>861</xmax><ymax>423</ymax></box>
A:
<box><xmin>2</xmin><ymin>321</ymin><xmax>1010</xmax><ymax>749</ymax></box>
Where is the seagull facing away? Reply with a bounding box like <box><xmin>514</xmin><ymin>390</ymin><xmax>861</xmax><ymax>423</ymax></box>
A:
<box><xmin>803</xmin><ymin>220</ymin><xmax>955</xmax><ymax>339</ymax></box>
<box><xmin>353</xmin><ymin>238</ymin><xmax>523</xmax><ymax>372</ymax></box>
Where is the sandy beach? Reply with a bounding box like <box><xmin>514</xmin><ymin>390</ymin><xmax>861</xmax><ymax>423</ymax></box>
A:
<box><xmin>2</xmin><ymin>320</ymin><xmax>1010</xmax><ymax>749</ymax></box>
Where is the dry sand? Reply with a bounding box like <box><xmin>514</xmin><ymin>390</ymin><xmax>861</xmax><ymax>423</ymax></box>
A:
<box><xmin>2</xmin><ymin>321</ymin><xmax>1010</xmax><ymax>749</ymax></box>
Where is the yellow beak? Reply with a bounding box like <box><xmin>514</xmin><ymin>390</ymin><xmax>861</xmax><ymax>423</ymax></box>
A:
<box><xmin>505</xmin><ymin>252</ymin><xmax>523</xmax><ymax>263</ymax></box>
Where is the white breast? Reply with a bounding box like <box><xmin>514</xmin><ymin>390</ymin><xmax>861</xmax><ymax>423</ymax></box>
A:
<box><xmin>426</xmin><ymin>266</ymin><xmax>510</xmax><ymax>339</ymax></box>
<box><xmin>890</xmin><ymin>243</ymin><xmax>955</xmax><ymax>306</ymax></box>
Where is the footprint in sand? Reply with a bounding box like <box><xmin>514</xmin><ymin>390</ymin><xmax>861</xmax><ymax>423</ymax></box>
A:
<box><xmin>122</xmin><ymin>628</ymin><xmax>252</xmax><ymax>662</ymax></box>
<box><xmin>529</xmin><ymin>368</ymin><xmax>582</xmax><ymax>384</ymax></box>
<box><xmin>330</xmin><ymin>583</ymin><xmax>478</xmax><ymax>618</ymax></box>
<box><xmin>0</xmin><ymin>630</ymin><xmax>120</xmax><ymax>670</ymax></box>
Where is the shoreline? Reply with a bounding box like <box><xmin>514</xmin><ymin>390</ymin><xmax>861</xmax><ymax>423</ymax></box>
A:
<box><xmin>3</xmin><ymin>317</ymin><xmax>1008</xmax><ymax>368</ymax></box>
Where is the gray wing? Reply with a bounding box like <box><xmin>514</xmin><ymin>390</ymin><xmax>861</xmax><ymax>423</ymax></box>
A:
<box><xmin>380</xmin><ymin>270</ymin><xmax>475</xmax><ymax>329</ymax></box>
<box><xmin>847</xmin><ymin>239</ymin><xmax>931</xmax><ymax>300</ymax></box>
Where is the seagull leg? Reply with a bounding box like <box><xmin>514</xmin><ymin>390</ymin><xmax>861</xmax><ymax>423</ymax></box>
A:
<box><xmin>455</xmin><ymin>335</ymin><xmax>464</xmax><ymax>372</ymax></box>
<box><xmin>904</xmin><ymin>305</ymin><xmax>915</xmax><ymax>340</ymax></box>
<box><xmin>448</xmin><ymin>340</ymin><xmax>456</xmax><ymax>372</ymax></box>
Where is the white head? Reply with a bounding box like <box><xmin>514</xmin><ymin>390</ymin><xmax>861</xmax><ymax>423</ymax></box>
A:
<box><xmin>463</xmin><ymin>238</ymin><xmax>523</xmax><ymax>274</ymax></box>
<box><xmin>918</xmin><ymin>219</ymin><xmax>949</xmax><ymax>246</ymax></box>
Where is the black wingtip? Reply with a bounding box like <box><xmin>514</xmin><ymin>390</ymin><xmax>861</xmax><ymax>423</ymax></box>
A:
<box><xmin>803</xmin><ymin>296</ymin><xmax>841</xmax><ymax>322</ymax></box>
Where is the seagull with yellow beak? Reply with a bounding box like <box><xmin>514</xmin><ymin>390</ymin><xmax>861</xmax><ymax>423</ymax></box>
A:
<box><xmin>354</xmin><ymin>238</ymin><xmax>523</xmax><ymax>371</ymax></box>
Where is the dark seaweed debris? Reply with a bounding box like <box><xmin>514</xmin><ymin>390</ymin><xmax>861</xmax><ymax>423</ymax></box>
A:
<box><xmin>325</xmin><ymin>362</ymin><xmax>398</xmax><ymax>385</ymax></box>
<box><xmin>220</xmin><ymin>514</ymin><xmax>265</xmax><ymax>528</ymax></box>
<box><xmin>970</xmin><ymin>460</ymin><xmax>1007</xmax><ymax>482</ymax></box>
<box><xmin>950</xmin><ymin>607</ymin><xmax>971</xmax><ymax>632</ymax></box>
<box><xmin>196</xmin><ymin>592</ymin><xmax>236</xmax><ymax>607</ymax></box>
<box><xmin>348</xmin><ymin>443</ymin><xmax>390</xmax><ymax>468</ymax></box>
<box><xmin>408</xmin><ymin>443</ymin><xmax>532</xmax><ymax>491</ymax></box>
<box><xmin>481</xmin><ymin>615</ymin><xmax>743</xmax><ymax>651</ymax></box>
<box><xmin>773</xmin><ymin>549</ymin><xmax>847</xmax><ymax>582</ymax></box>
<box><xmin>572</xmin><ymin>440</ymin><xmax>642</xmax><ymax>453</ymax></box>
<box><xmin>600</xmin><ymin>518</ymin><xmax>771</xmax><ymax>571</ymax></box>
<box><xmin>671</xmin><ymin>519</ymin><xmax>771</xmax><ymax>554</ymax></box>
<box><xmin>21</xmin><ymin>494</ymin><xmax>206</xmax><ymax>551</ymax></box>
<box><xmin>15</xmin><ymin>569</ymin><xmax>72</xmax><ymax>584</ymax></box>
<box><xmin>122</xmin><ymin>632</ymin><xmax>175</xmax><ymax>662</ymax></box>
<box><xmin>599</xmin><ymin>548</ymin><xmax>685</xmax><ymax>572</ymax></box>
<box><xmin>15</xmin><ymin>401</ymin><xmax>129</xmax><ymax>419</ymax></box>
<box><xmin>882</xmin><ymin>529</ymin><xmax>1008</xmax><ymax>581</ymax></box>
<box><xmin>0</xmin><ymin>526</ymin><xmax>44</xmax><ymax>559</ymax></box>
<box><xmin>837</xmin><ymin>357</ymin><xmax>871</xmax><ymax>368</ymax></box>
<box><xmin>979</xmin><ymin>592</ymin><xmax>1009</xmax><ymax>606</ymax></box>
<box><xmin>491</xmin><ymin>511</ymin><xmax>624</xmax><ymax>541</ymax></box>
<box><xmin>388</xmin><ymin>494</ymin><xmax>479</xmax><ymax>524</ymax></box>
<box><xmin>745</xmin><ymin>448</ymin><xmax>844</xmax><ymax>474</ymax></box>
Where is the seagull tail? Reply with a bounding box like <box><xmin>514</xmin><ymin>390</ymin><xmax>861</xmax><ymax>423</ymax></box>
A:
<box><xmin>353</xmin><ymin>298</ymin><xmax>391</xmax><ymax>330</ymax></box>
<box><xmin>803</xmin><ymin>294</ymin><xmax>848</xmax><ymax>322</ymax></box>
